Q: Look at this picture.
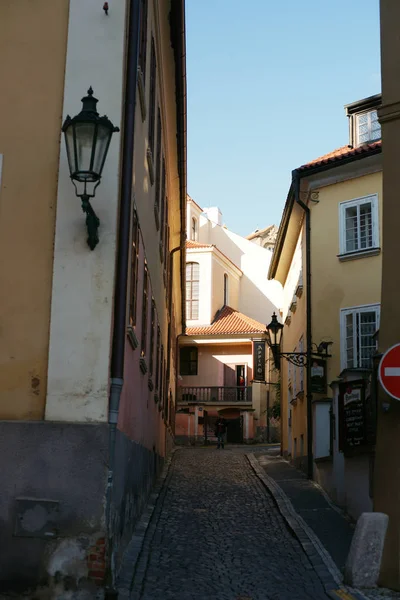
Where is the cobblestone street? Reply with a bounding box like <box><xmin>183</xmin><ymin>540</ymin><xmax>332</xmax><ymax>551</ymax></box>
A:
<box><xmin>121</xmin><ymin>448</ymin><xmax>331</xmax><ymax>600</ymax></box>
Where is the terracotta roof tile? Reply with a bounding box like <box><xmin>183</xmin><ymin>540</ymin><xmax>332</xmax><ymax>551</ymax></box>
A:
<box><xmin>186</xmin><ymin>306</ymin><xmax>266</xmax><ymax>336</ymax></box>
<box><xmin>298</xmin><ymin>141</ymin><xmax>381</xmax><ymax>171</ymax></box>
<box><xmin>186</xmin><ymin>240</ymin><xmax>213</xmax><ymax>249</ymax></box>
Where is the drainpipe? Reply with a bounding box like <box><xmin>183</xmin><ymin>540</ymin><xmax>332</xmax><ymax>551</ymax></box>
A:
<box><xmin>166</xmin><ymin>244</ymin><xmax>185</xmax><ymax>418</ymax></box>
<box><xmin>105</xmin><ymin>0</ymin><xmax>140</xmax><ymax>589</ymax></box>
<box><xmin>292</xmin><ymin>169</ymin><xmax>313</xmax><ymax>480</ymax></box>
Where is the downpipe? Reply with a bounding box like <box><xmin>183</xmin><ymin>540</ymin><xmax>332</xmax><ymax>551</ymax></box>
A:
<box><xmin>292</xmin><ymin>169</ymin><xmax>314</xmax><ymax>480</ymax></box>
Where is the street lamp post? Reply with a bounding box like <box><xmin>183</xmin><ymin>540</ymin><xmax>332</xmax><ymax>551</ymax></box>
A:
<box><xmin>265</xmin><ymin>312</ymin><xmax>332</xmax><ymax>479</ymax></box>
<box><xmin>62</xmin><ymin>87</ymin><xmax>120</xmax><ymax>250</ymax></box>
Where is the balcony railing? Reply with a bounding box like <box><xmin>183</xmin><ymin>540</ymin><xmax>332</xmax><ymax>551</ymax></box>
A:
<box><xmin>178</xmin><ymin>386</ymin><xmax>252</xmax><ymax>404</ymax></box>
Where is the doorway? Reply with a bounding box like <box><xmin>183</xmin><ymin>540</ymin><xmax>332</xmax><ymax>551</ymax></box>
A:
<box><xmin>226</xmin><ymin>416</ymin><xmax>244</xmax><ymax>443</ymax></box>
<box><xmin>236</xmin><ymin>365</ymin><xmax>246</xmax><ymax>401</ymax></box>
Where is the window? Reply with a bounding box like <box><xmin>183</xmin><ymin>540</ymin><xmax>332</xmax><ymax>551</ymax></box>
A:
<box><xmin>223</xmin><ymin>274</ymin><xmax>228</xmax><ymax>306</ymax></box>
<box><xmin>149</xmin><ymin>299</ymin><xmax>156</xmax><ymax>376</ymax></box>
<box><xmin>154</xmin><ymin>109</ymin><xmax>162</xmax><ymax>225</ymax></box>
<box><xmin>191</xmin><ymin>217</ymin><xmax>198</xmax><ymax>241</ymax></box>
<box><xmin>180</xmin><ymin>346</ymin><xmax>198</xmax><ymax>376</ymax></box>
<box><xmin>141</xmin><ymin>263</ymin><xmax>149</xmax><ymax>357</ymax></box>
<box><xmin>339</xmin><ymin>194</ymin><xmax>379</xmax><ymax>255</ymax></box>
<box><xmin>159</xmin><ymin>344</ymin><xmax>164</xmax><ymax>405</ymax></box>
<box><xmin>356</xmin><ymin>110</ymin><xmax>381</xmax><ymax>145</ymax></box>
<box><xmin>159</xmin><ymin>157</ymin><xmax>166</xmax><ymax>259</ymax></box>
<box><xmin>129</xmin><ymin>210</ymin><xmax>140</xmax><ymax>325</ymax></box>
<box><xmin>155</xmin><ymin>325</ymin><xmax>161</xmax><ymax>390</ymax></box>
<box><xmin>138</xmin><ymin>0</ymin><xmax>148</xmax><ymax>82</ymax></box>
<box><xmin>148</xmin><ymin>37</ymin><xmax>156</xmax><ymax>157</ymax></box>
<box><xmin>186</xmin><ymin>262</ymin><xmax>200</xmax><ymax>320</ymax></box>
<box><xmin>340</xmin><ymin>304</ymin><xmax>380</xmax><ymax>370</ymax></box>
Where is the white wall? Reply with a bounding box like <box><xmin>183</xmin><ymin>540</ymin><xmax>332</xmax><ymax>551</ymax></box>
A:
<box><xmin>46</xmin><ymin>0</ymin><xmax>127</xmax><ymax>422</ymax></box>
<box><xmin>282</xmin><ymin>229</ymin><xmax>303</xmax><ymax>319</ymax></box>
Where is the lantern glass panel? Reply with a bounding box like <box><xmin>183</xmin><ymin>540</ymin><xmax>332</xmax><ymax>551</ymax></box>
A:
<box><xmin>64</xmin><ymin>125</ymin><xmax>76</xmax><ymax>177</ymax></box>
<box><xmin>74</xmin><ymin>122</ymin><xmax>97</xmax><ymax>181</ymax></box>
<box><xmin>92</xmin><ymin>124</ymin><xmax>113</xmax><ymax>177</ymax></box>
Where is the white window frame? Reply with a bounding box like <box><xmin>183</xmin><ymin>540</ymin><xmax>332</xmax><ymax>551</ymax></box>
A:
<box><xmin>340</xmin><ymin>303</ymin><xmax>380</xmax><ymax>371</ymax></box>
<box><xmin>339</xmin><ymin>194</ymin><xmax>379</xmax><ymax>256</ymax></box>
<box><xmin>356</xmin><ymin>110</ymin><xmax>381</xmax><ymax>146</ymax></box>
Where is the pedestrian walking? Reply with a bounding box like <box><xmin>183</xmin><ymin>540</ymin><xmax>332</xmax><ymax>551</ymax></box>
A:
<box><xmin>215</xmin><ymin>417</ymin><xmax>227</xmax><ymax>449</ymax></box>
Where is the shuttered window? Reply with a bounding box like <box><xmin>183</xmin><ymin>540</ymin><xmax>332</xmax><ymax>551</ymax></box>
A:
<box><xmin>129</xmin><ymin>210</ymin><xmax>140</xmax><ymax>325</ymax></box>
<box><xmin>148</xmin><ymin>37</ymin><xmax>156</xmax><ymax>156</ymax></box>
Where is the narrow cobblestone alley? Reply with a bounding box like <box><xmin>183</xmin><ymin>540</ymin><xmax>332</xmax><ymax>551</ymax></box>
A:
<box><xmin>121</xmin><ymin>449</ymin><xmax>331</xmax><ymax>600</ymax></box>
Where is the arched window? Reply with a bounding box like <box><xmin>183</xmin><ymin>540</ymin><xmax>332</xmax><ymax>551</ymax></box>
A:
<box><xmin>191</xmin><ymin>217</ymin><xmax>198</xmax><ymax>241</ymax></box>
<box><xmin>224</xmin><ymin>273</ymin><xmax>229</xmax><ymax>306</ymax></box>
<box><xmin>186</xmin><ymin>262</ymin><xmax>200</xmax><ymax>320</ymax></box>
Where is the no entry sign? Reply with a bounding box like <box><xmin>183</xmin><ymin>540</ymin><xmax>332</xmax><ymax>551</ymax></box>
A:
<box><xmin>378</xmin><ymin>343</ymin><xmax>400</xmax><ymax>400</ymax></box>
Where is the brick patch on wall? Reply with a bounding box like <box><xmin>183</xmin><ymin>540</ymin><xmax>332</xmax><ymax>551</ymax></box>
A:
<box><xmin>87</xmin><ymin>536</ymin><xmax>106</xmax><ymax>585</ymax></box>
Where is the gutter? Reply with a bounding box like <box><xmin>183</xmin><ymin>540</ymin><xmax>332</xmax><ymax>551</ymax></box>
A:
<box><xmin>106</xmin><ymin>0</ymin><xmax>141</xmax><ymax>589</ymax></box>
<box><xmin>170</xmin><ymin>0</ymin><xmax>187</xmax><ymax>336</ymax></box>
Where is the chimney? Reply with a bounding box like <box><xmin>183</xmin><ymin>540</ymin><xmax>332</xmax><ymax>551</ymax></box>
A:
<box><xmin>203</xmin><ymin>206</ymin><xmax>223</xmax><ymax>226</ymax></box>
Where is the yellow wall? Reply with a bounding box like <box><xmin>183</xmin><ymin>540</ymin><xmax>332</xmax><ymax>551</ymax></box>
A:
<box><xmin>280</xmin><ymin>226</ymin><xmax>307</xmax><ymax>459</ymax></box>
<box><xmin>310</xmin><ymin>171</ymin><xmax>382</xmax><ymax>384</ymax></box>
<box><xmin>0</xmin><ymin>1</ymin><xmax>69</xmax><ymax>419</ymax></box>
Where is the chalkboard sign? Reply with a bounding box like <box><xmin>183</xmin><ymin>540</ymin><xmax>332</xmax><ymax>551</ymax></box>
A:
<box><xmin>338</xmin><ymin>380</ymin><xmax>366</xmax><ymax>452</ymax></box>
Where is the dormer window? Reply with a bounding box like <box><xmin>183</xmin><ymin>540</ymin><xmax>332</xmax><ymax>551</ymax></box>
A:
<box><xmin>345</xmin><ymin>94</ymin><xmax>382</xmax><ymax>148</ymax></box>
<box><xmin>356</xmin><ymin>110</ymin><xmax>381</xmax><ymax>145</ymax></box>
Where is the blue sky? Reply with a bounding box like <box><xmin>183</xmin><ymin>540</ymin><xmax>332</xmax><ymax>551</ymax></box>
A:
<box><xmin>186</xmin><ymin>0</ymin><xmax>381</xmax><ymax>237</ymax></box>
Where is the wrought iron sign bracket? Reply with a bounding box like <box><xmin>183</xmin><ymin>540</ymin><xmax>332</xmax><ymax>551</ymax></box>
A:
<box><xmin>280</xmin><ymin>350</ymin><xmax>331</xmax><ymax>368</ymax></box>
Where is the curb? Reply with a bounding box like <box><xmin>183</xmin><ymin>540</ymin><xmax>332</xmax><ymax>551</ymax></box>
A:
<box><xmin>246</xmin><ymin>453</ymin><xmax>370</xmax><ymax>600</ymax></box>
<box><xmin>117</xmin><ymin>448</ymin><xmax>177</xmax><ymax>599</ymax></box>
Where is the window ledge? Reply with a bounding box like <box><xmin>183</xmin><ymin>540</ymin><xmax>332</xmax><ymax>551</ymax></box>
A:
<box><xmin>127</xmin><ymin>326</ymin><xmax>139</xmax><ymax>350</ymax></box>
<box><xmin>139</xmin><ymin>356</ymin><xmax>148</xmax><ymax>374</ymax></box>
<box><xmin>148</xmin><ymin>377</ymin><xmax>154</xmax><ymax>391</ymax></box>
<box><xmin>147</xmin><ymin>148</ymin><xmax>155</xmax><ymax>185</ymax></box>
<box><xmin>290</xmin><ymin>397</ymin><xmax>297</xmax><ymax>406</ymax></box>
<box><xmin>137</xmin><ymin>67</ymin><xmax>146</xmax><ymax>122</ymax></box>
<box><xmin>154</xmin><ymin>203</ymin><xmax>160</xmax><ymax>230</ymax></box>
<box><xmin>338</xmin><ymin>247</ymin><xmax>381</xmax><ymax>262</ymax></box>
<box><xmin>296</xmin><ymin>390</ymin><xmax>305</xmax><ymax>401</ymax></box>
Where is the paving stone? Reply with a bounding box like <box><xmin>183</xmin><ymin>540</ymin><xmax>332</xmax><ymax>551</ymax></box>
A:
<box><xmin>122</xmin><ymin>448</ymin><xmax>330</xmax><ymax>600</ymax></box>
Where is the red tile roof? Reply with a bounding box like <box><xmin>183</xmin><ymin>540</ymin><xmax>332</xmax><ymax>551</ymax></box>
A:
<box><xmin>186</xmin><ymin>306</ymin><xmax>266</xmax><ymax>336</ymax></box>
<box><xmin>298</xmin><ymin>141</ymin><xmax>381</xmax><ymax>171</ymax></box>
<box><xmin>186</xmin><ymin>240</ymin><xmax>213</xmax><ymax>249</ymax></box>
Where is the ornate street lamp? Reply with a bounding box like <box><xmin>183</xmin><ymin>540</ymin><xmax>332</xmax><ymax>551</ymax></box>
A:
<box><xmin>62</xmin><ymin>87</ymin><xmax>120</xmax><ymax>250</ymax></box>
<box><xmin>265</xmin><ymin>312</ymin><xmax>332</xmax><ymax>369</ymax></box>
<box><xmin>266</xmin><ymin>312</ymin><xmax>284</xmax><ymax>369</ymax></box>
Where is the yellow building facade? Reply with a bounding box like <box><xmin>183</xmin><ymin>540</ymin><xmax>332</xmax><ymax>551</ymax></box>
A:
<box><xmin>270</xmin><ymin>95</ymin><xmax>382</xmax><ymax>518</ymax></box>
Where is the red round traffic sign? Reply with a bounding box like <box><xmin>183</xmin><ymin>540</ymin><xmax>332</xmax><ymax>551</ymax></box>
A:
<box><xmin>378</xmin><ymin>343</ymin><xmax>400</xmax><ymax>400</ymax></box>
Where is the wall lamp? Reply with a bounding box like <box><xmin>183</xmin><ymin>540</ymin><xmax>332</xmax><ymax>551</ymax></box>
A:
<box><xmin>265</xmin><ymin>312</ymin><xmax>332</xmax><ymax>369</ymax></box>
<box><xmin>62</xmin><ymin>87</ymin><xmax>119</xmax><ymax>250</ymax></box>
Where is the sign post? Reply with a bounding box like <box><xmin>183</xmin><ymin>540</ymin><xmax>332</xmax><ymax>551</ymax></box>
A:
<box><xmin>378</xmin><ymin>343</ymin><xmax>400</xmax><ymax>401</ymax></box>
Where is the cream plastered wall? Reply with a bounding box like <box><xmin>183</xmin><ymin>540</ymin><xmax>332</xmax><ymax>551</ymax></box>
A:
<box><xmin>0</xmin><ymin>0</ymin><xmax>69</xmax><ymax>419</ymax></box>
<box><xmin>280</xmin><ymin>226</ymin><xmax>307</xmax><ymax>457</ymax></box>
<box><xmin>211</xmin><ymin>254</ymin><xmax>240</xmax><ymax>317</ymax></box>
<box><xmin>186</xmin><ymin>250</ymin><xmax>212</xmax><ymax>326</ymax></box>
<box><xmin>180</xmin><ymin>343</ymin><xmax>252</xmax><ymax>388</ymax></box>
<box><xmin>310</xmin><ymin>171</ymin><xmax>382</xmax><ymax>385</ymax></box>
<box><xmin>46</xmin><ymin>0</ymin><xmax>127</xmax><ymax>422</ymax></box>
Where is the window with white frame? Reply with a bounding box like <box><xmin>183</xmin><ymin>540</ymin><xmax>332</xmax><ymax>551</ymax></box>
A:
<box><xmin>339</xmin><ymin>194</ymin><xmax>379</xmax><ymax>255</ymax></box>
<box><xmin>340</xmin><ymin>304</ymin><xmax>380</xmax><ymax>370</ymax></box>
<box><xmin>191</xmin><ymin>217</ymin><xmax>198</xmax><ymax>241</ymax></box>
<box><xmin>186</xmin><ymin>262</ymin><xmax>200</xmax><ymax>320</ymax></box>
<box><xmin>356</xmin><ymin>110</ymin><xmax>381</xmax><ymax>146</ymax></box>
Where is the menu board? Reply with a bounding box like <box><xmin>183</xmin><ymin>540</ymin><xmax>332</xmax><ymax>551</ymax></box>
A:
<box><xmin>338</xmin><ymin>381</ymin><xmax>366</xmax><ymax>452</ymax></box>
